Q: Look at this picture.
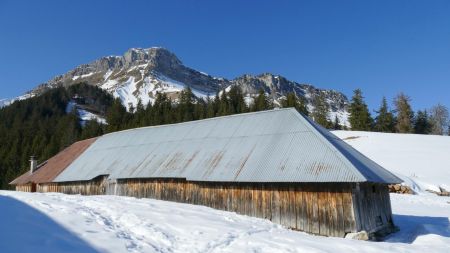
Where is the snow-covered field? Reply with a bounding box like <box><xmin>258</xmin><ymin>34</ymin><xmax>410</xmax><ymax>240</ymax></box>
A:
<box><xmin>0</xmin><ymin>191</ymin><xmax>449</xmax><ymax>253</ymax></box>
<box><xmin>333</xmin><ymin>131</ymin><xmax>450</xmax><ymax>193</ymax></box>
<box><xmin>1</xmin><ymin>131</ymin><xmax>449</xmax><ymax>253</ymax></box>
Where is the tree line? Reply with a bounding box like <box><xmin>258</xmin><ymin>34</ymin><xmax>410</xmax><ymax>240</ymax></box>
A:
<box><xmin>1</xmin><ymin>83</ymin><xmax>448</xmax><ymax>189</ymax></box>
<box><xmin>346</xmin><ymin>89</ymin><xmax>449</xmax><ymax>135</ymax></box>
<box><xmin>0</xmin><ymin>84</ymin><xmax>307</xmax><ymax>189</ymax></box>
<box><xmin>103</xmin><ymin>86</ymin><xmax>309</xmax><ymax>133</ymax></box>
<box><xmin>0</xmin><ymin>84</ymin><xmax>113</xmax><ymax>189</ymax></box>
<box><xmin>97</xmin><ymin>85</ymin><xmax>450</xmax><ymax>136</ymax></box>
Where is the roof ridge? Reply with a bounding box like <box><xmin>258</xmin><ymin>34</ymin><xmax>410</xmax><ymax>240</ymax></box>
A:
<box><xmin>101</xmin><ymin>108</ymin><xmax>297</xmax><ymax>137</ymax></box>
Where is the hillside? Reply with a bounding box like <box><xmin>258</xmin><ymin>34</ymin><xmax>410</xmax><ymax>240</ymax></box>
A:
<box><xmin>1</xmin><ymin>47</ymin><xmax>350</xmax><ymax>126</ymax></box>
<box><xmin>0</xmin><ymin>84</ymin><xmax>111</xmax><ymax>189</ymax></box>
<box><xmin>333</xmin><ymin>131</ymin><xmax>450</xmax><ymax>194</ymax></box>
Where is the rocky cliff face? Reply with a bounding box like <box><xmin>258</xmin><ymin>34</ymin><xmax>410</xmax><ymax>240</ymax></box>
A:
<box><xmin>231</xmin><ymin>73</ymin><xmax>347</xmax><ymax>110</ymax></box>
<box><xmin>8</xmin><ymin>47</ymin><xmax>350</xmax><ymax>125</ymax></box>
<box><xmin>32</xmin><ymin>48</ymin><xmax>227</xmax><ymax>99</ymax></box>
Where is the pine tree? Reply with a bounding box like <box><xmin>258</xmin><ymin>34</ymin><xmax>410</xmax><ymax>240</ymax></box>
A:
<box><xmin>142</xmin><ymin>101</ymin><xmax>153</xmax><ymax>126</ymax></box>
<box><xmin>178</xmin><ymin>87</ymin><xmax>195</xmax><ymax>122</ymax></box>
<box><xmin>58</xmin><ymin>110</ymin><xmax>81</xmax><ymax>148</ymax></box>
<box><xmin>348</xmin><ymin>89</ymin><xmax>373</xmax><ymax>131</ymax></box>
<box><xmin>193</xmin><ymin>99</ymin><xmax>206</xmax><ymax>120</ymax></box>
<box><xmin>217</xmin><ymin>91</ymin><xmax>230</xmax><ymax>116</ymax></box>
<box><xmin>205</xmin><ymin>95</ymin><xmax>216</xmax><ymax>118</ymax></box>
<box><xmin>333</xmin><ymin>115</ymin><xmax>342</xmax><ymax>130</ymax></box>
<box><xmin>152</xmin><ymin>92</ymin><xmax>173</xmax><ymax>125</ymax></box>
<box><xmin>227</xmin><ymin>85</ymin><xmax>248</xmax><ymax>114</ymax></box>
<box><xmin>281</xmin><ymin>92</ymin><xmax>309</xmax><ymax>115</ymax></box>
<box><xmin>414</xmin><ymin>110</ymin><xmax>432</xmax><ymax>134</ymax></box>
<box><xmin>374</xmin><ymin>97</ymin><xmax>395</xmax><ymax>132</ymax></box>
<box><xmin>311</xmin><ymin>92</ymin><xmax>331</xmax><ymax>128</ymax></box>
<box><xmin>429</xmin><ymin>104</ymin><xmax>449</xmax><ymax>135</ymax></box>
<box><xmin>131</xmin><ymin>99</ymin><xmax>146</xmax><ymax>127</ymax></box>
<box><xmin>106</xmin><ymin>98</ymin><xmax>127</xmax><ymax>132</ymax></box>
<box><xmin>81</xmin><ymin>120</ymin><xmax>104</xmax><ymax>139</ymax></box>
<box><xmin>252</xmin><ymin>89</ymin><xmax>273</xmax><ymax>112</ymax></box>
<box><xmin>394</xmin><ymin>93</ymin><xmax>414</xmax><ymax>133</ymax></box>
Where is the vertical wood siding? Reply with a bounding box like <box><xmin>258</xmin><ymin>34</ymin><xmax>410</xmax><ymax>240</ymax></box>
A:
<box><xmin>37</xmin><ymin>176</ymin><xmax>107</xmax><ymax>195</ymax></box>
<box><xmin>34</xmin><ymin>179</ymin><xmax>393</xmax><ymax>238</ymax></box>
<box><xmin>352</xmin><ymin>183</ymin><xmax>394</xmax><ymax>234</ymax></box>
<box><xmin>39</xmin><ymin>179</ymin><xmax>357</xmax><ymax>237</ymax></box>
<box><xmin>16</xmin><ymin>184</ymin><xmax>33</xmax><ymax>192</ymax></box>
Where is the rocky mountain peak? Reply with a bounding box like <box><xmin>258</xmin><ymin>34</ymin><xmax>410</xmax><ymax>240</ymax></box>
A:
<box><xmin>123</xmin><ymin>47</ymin><xmax>182</xmax><ymax>69</ymax></box>
<box><xmin>4</xmin><ymin>47</ymin><xmax>350</xmax><ymax>126</ymax></box>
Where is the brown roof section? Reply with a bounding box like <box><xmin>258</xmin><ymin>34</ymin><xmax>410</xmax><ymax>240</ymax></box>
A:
<box><xmin>10</xmin><ymin>137</ymin><xmax>97</xmax><ymax>185</ymax></box>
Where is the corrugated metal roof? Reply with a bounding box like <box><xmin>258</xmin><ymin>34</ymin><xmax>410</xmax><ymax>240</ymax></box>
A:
<box><xmin>10</xmin><ymin>138</ymin><xmax>97</xmax><ymax>185</ymax></box>
<box><xmin>54</xmin><ymin>108</ymin><xmax>402</xmax><ymax>184</ymax></box>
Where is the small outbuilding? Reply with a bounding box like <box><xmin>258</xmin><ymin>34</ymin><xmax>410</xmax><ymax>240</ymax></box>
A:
<box><xmin>12</xmin><ymin>108</ymin><xmax>401</xmax><ymax>238</ymax></box>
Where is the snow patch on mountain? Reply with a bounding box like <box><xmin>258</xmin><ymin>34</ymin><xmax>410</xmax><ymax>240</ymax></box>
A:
<box><xmin>112</xmin><ymin>77</ymin><xmax>139</xmax><ymax>110</ymax></box>
<box><xmin>0</xmin><ymin>93</ymin><xmax>36</xmax><ymax>108</ymax></box>
<box><xmin>77</xmin><ymin>109</ymin><xmax>107</xmax><ymax>126</ymax></box>
<box><xmin>329</xmin><ymin>110</ymin><xmax>350</xmax><ymax>127</ymax></box>
<box><xmin>102</xmin><ymin>70</ymin><xmax>212</xmax><ymax>111</ymax></box>
<box><xmin>66</xmin><ymin>101</ymin><xmax>106</xmax><ymax>126</ymax></box>
<box><xmin>0</xmin><ymin>98</ymin><xmax>8</xmax><ymax>108</ymax></box>
<box><xmin>6</xmin><ymin>47</ymin><xmax>351</xmax><ymax>126</ymax></box>
<box><xmin>73</xmin><ymin>72</ymin><xmax>96</xmax><ymax>81</ymax></box>
<box><xmin>154</xmin><ymin>73</ymin><xmax>211</xmax><ymax>98</ymax></box>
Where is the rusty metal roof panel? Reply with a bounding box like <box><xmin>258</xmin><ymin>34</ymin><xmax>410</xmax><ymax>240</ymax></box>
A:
<box><xmin>54</xmin><ymin>108</ymin><xmax>401</xmax><ymax>184</ymax></box>
<box><xmin>9</xmin><ymin>171</ymin><xmax>32</xmax><ymax>185</ymax></box>
<box><xmin>10</xmin><ymin>138</ymin><xmax>97</xmax><ymax>185</ymax></box>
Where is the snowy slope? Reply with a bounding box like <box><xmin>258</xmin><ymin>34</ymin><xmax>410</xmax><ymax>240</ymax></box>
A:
<box><xmin>0</xmin><ymin>98</ymin><xmax>8</xmax><ymax>107</ymax></box>
<box><xmin>102</xmin><ymin>70</ymin><xmax>210</xmax><ymax>111</ymax></box>
<box><xmin>0</xmin><ymin>94</ymin><xmax>35</xmax><ymax>108</ymax></box>
<box><xmin>66</xmin><ymin>101</ymin><xmax>107</xmax><ymax>126</ymax></box>
<box><xmin>0</xmin><ymin>191</ymin><xmax>449</xmax><ymax>253</ymax></box>
<box><xmin>333</xmin><ymin>131</ymin><xmax>450</xmax><ymax>193</ymax></box>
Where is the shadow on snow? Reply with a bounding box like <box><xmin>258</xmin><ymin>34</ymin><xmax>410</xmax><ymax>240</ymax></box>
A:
<box><xmin>0</xmin><ymin>196</ymin><xmax>100</xmax><ymax>253</ymax></box>
<box><xmin>386</xmin><ymin>214</ymin><xmax>450</xmax><ymax>244</ymax></box>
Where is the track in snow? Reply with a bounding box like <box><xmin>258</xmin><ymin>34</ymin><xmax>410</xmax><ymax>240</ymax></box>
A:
<box><xmin>0</xmin><ymin>191</ymin><xmax>449</xmax><ymax>253</ymax></box>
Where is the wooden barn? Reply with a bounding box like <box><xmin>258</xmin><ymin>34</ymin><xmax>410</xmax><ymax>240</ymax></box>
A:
<box><xmin>11</xmin><ymin>108</ymin><xmax>401</xmax><ymax>239</ymax></box>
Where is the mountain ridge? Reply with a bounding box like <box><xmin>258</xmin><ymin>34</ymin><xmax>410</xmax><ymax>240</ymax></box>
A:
<box><xmin>2</xmin><ymin>47</ymin><xmax>350</xmax><ymax>125</ymax></box>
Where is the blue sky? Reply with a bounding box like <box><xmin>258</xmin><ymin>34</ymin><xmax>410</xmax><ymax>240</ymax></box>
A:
<box><xmin>0</xmin><ymin>0</ymin><xmax>449</xmax><ymax>111</ymax></box>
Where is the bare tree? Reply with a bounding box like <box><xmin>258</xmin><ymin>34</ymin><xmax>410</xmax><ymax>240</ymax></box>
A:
<box><xmin>430</xmin><ymin>104</ymin><xmax>449</xmax><ymax>135</ymax></box>
<box><xmin>394</xmin><ymin>93</ymin><xmax>414</xmax><ymax>133</ymax></box>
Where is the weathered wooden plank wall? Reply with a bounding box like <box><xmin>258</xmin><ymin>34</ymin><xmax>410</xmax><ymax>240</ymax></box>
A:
<box><xmin>110</xmin><ymin>179</ymin><xmax>356</xmax><ymax>237</ymax></box>
<box><xmin>37</xmin><ymin>176</ymin><xmax>107</xmax><ymax>195</ymax></box>
<box><xmin>16</xmin><ymin>184</ymin><xmax>33</xmax><ymax>192</ymax></box>
<box><xmin>352</xmin><ymin>183</ymin><xmax>394</xmax><ymax>234</ymax></box>
<box><xmin>33</xmin><ymin>179</ymin><xmax>393</xmax><ymax>238</ymax></box>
